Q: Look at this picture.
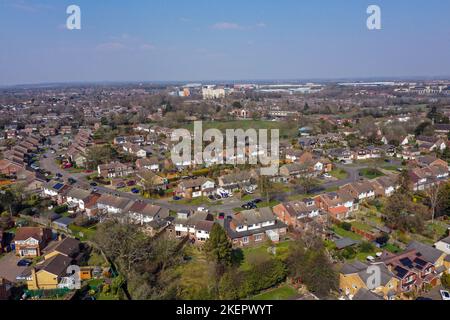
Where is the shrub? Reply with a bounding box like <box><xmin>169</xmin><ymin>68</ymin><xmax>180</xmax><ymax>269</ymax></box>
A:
<box><xmin>54</xmin><ymin>205</ymin><xmax>68</xmax><ymax>214</ymax></box>
<box><xmin>442</xmin><ymin>273</ymin><xmax>450</xmax><ymax>290</ymax></box>
<box><xmin>340</xmin><ymin>222</ymin><xmax>352</xmax><ymax>231</ymax></box>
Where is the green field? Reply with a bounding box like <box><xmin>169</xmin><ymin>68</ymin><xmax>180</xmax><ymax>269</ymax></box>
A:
<box><xmin>332</xmin><ymin>226</ymin><xmax>363</xmax><ymax>241</ymax></box>
<box><xmin>182</xmin><ymin>120</ymin><xmax>299</xmax><ymax>139</ymax></box>
<box><xmin>330</xmin><ymin>169</ymin><xmax>349</xmax><ymax>180</ymax></box>
<box><xmin>359</xmin><ymin>168</ymin><xmax>384</xmax><ymax>179</ymax></box>
<box><xmin>251</xmin><ymin>285</ymin><xmax>298</xmax><ymax>300</ymax></box>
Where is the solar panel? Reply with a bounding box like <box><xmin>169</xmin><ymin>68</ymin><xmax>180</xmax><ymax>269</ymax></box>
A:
<box><xmin>394</xmin><ymin>266</ymin><xmax>409</xmax><ymax>278</ymax></box>
<box><xmin>414</xmin><ymin>258</ymin><xmax>427</xmax><ymax>267</ymax></box>
<box><xmin>399</xmin><ymin>257</ymin><xmax>413</xmax><ymax>268</ymax></box>
<box><xmin>53</xmin><ymin>183</ymin><xmax>64</xmax><ymax>190</ymax></box>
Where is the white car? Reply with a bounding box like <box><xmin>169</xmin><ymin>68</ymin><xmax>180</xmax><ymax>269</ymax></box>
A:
<box><xmin>323</xmin><ymin>173</ymin><xmax>332</xmax><ymax>179</ymax></box>
<box><xmin>440</xmin><ymin>290</ymin><xmax>450</xmax><ymax>301</ymax></box>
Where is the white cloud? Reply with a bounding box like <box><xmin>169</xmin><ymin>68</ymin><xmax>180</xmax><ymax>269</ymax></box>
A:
<box><xmin>211</xmin><ymin>22</ymin><xmax>242</xmax><ymax>30</ymax></box>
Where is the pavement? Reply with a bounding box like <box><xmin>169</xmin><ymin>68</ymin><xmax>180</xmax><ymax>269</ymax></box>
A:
<box><xmin>0</xmin><ymin>253</ymin><xmax>28</xmax><ymax>283</ymax></box>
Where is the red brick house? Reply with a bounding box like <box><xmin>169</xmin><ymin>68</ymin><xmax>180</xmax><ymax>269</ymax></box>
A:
<box><xmin>14</xmin><ymin>227</ymin><xmax>52</xmax><ymax>258</ymax></box>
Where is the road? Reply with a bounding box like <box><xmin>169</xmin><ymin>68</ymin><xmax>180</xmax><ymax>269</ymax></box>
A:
<box><xmin>40</xmin><ymin>144</ymin><xmax>248</xmax><ymax>214</ymax></box>
<box><xmin>40</xmin><ymin>138</ymin><xmax>403</xmax><ymax>214</ymax></box>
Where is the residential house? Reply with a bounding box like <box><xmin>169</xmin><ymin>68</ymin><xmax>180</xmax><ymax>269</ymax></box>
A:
<box><xmin>217</xmin><ymin>171</ymin><xmax>256</xmax><ymax>193</ymax></box>
<box><xmin>378</xmin><ymin>247</ymin><xmax>442</xmax><ymax>294</ymax></box>
<box><xmin>96</xmin><ymin>194</ymin><xmax>132</xmax><ymax>214</ymax></box>
<box><xmin>273</xmin><ymin>199</ymin><xmax>321</xmax><ymax>230</ymax></box>
<box><xmin>123</xmin><ymin>143</ymin><xmax>147</xmax><ymax>158</ymax></box>
<box><xmin>315</xmin><ymin>192</ymin><xmax>354</xmax><ymax>222</ymax></box>
<box><xmin>0</xmin><ymin>159</ymin><xmax>23</xmax><ymax>176</ymax></box>
<box><xmin>371</xmin><ymin>175</ymin><xmax>398</xmax><ymax>197</ymax></box>
<box><xmin>22</xmin><ymin>254</ymin><xmax>74</xmax><ymax>290</ymax></box>
<box><xmin>98</xmin><ymin>162</ymin><xmax>134</xmax><ymax>179</ymax></box>
<box><xmin>339</xmin><ymin>260</ymin><xmax>399</xmax><ymax>300</ymax></box>
<box><xmin>434</xmin><ymin>236</ymin><xmax>450</xmax><ymax>255</ymax></box>
<box><xmin>125</xmin><ymin>202</ymin><xmax>169</xmax><ymax>225</ymax></box>
<box><xmin>174</xmin><ymin>210</ymin><xmax>215</xmax><ymax>243</ymax></box>
<box><xmin>14</xmin><ymin>227</ymin><xmax>52</xmax><ymax>257</ymax></box>
<box><xmin>42</xmin><ymin>237</ymin><xmax>82</xmax><ymax>262</ymax></box>
<box><xmin>224</xmin><ymin>208</ymin><xmax>287</xmax><ymax>247</ymax></box>
<box><xmin>175</xmin><ymin>177</ymin><xmax>215</xmax><ymax>199</ymax></box>
<box><xmin>136</xmin><ymin>157</ymin><xmax>161</xmax><ymax>172</ymax></box>
<box><xmin>341</xmin><ymin>181</ymin><xmax>376</xmax><ymax>202</ymax></box>
<box><xmin>66</xmin><ymin>188</ymin><xmax>94</xmax><ymax>211</ymax></box>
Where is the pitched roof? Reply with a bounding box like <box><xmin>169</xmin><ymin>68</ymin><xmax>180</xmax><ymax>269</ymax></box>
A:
<box><xmin>14</xmin><ymin>227</ymin><xmax>49</xmax><ymax>242</ymax></box>
<box><xmin>406</xmin><ymin>241</ymin><xmax>444</xmax><ymax>264</ymax></box>
<box><xmin>37</xmin><ymin>254</ymin><xmax>72</xmax><ymax>276</ymax></box>
<box><xmin>44</xmin><ymin>237</ymin><xmax>80</xmax><ymax>257</ymax></box>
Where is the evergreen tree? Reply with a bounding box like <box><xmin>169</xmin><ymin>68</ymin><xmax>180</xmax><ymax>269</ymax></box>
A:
<box><xmin>204</xmin><ymin>224</ymin><xmax>233</xmax><ymax>266</ymax></box>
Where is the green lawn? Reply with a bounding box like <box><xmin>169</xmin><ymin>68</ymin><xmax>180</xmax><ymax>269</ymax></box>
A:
<box><xmin>69</xmin><ymin>224</ymin><xmax>97</xmax><ymax>241</ymax></box>
<box><xmin>359</xmin><ymin>168</ymin><xmax>384</xmax><ymax>179</ymax></box>
<box><xmin>239</xmin><ymin>242</ymin><xmax>291</xmax><ymax>271</ymax></box>
<box><xmin>351</xmin><ymin>221</ymin><xmax>374</xmax><ymax>233</ymax></box>
<box><xmin>383</xmin><ymin>243</ymin><xmax>402</xmax><ymax>254</ymax></box>
<box><xmin>330</xmin><ymin>169</ymin><xmax>349</xmax><ymax>180</ymax></box>
<box><xmin>257</xmin><ymin>200</ymin><xmax>280</xmax><ymax>209</ymax></box>
<box><xmin>332</xmin><ymin>226</ymin><xmax>363</xmax><ymax>241</ymax></box>
<box><xmin>251</xmin><ymin>285</ymin><xmax>298</xmax><ymax>300</ymax></box>
<box><xmin>182</xmin><ymin>120</ymin><xmax>299</xmax><ymax>139</ymax></box>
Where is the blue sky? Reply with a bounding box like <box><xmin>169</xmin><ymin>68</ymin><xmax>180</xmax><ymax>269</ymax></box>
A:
<box><xmin>0</xmin><ymin>0</ymin><xmax>449</xmax><ymax>85</ymax></box>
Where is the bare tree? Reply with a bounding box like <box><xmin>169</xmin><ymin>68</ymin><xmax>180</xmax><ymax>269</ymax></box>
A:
<box><xmin>427</xmin><ymin>183</ymin><xmax>442</xmax><ymax>224</ymax></box>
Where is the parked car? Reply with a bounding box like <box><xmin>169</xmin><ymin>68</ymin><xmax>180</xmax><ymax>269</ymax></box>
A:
<box><xmin>440</xmin><ymin>290</ymin><xmax>450</xmax><ymax>301</ymax></box>
<box><xmin>127</xmin><ymin>181</ymin><xmax>136</xmax><ymax>187</ymax></box>
<box><xmin>172</xmin><ymin>196</ymin><xmax>182</xmax><ymax>201</ymax></box>
<box><xmin>90</xmin><ymin>182</ymin><xmax>98</xmax><ymax>187</ymax></box>
<box><xmin>68</xmin><ymin>178</ymin><xmax>77</xmax><ymax>185</ymax></box>
<box><xmin>131</xmin><ymin>188</ymin><xmax>140</xmax><ymax>194</ymax></box>
<box><xmin>17</xmin><ymin>259</ymin><xmax>32</xmax><ymax>267</ymax></box>
<box><xmin>218</xmin><ymin>213</ymin><xmax>225</xmax><ymax>220</ymax></box>
<box><xmin>253</xmin><ymin>199</ymin><xmax>262</xmax><ymax>204</ymax></box>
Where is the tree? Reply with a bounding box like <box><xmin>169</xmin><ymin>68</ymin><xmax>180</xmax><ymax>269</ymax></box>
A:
<box><xmin>426</xmin><ymin>183</ymin><xmax>443</xmax><ymax>223</ymax></box>
<box><xmin>437</xmin><ymin>182</ymin><xmax>450</xmax><ymax>218</ymax></box>
<box><xmin>303</xmin><ymin>249</ymin><xmax>338</xmax><ymax>297</ymax></box>
<box><xmin>441</xmin><ymin>273</ymin><xmax>450</xmax><ymax>290</ymax></box>
<box><xmin>0</xmin><ymin>211</ymin><xmax>12</xmax><ymax>229</ymax></box>
<box><xmin>204</xmin><ymin>224</ymin><xmax>233</xmax><ymax>267</ymax></box>
<box><xmin>258</xmin><ymin>175</ymin><xmax>274</xmax><ymax>203</ymax></box>
<box><xmin>297</xmin><ymin>176</ymin><xmax>320</xmax><ymax>194</ymax></box>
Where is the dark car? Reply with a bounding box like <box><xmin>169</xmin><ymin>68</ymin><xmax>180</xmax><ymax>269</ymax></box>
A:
<box><xmin>56</xmin><ymin>173</ymin><xmax>63</xmax><ymax>178</ymax></box>
<box><xmin>131</xmin><ymin>188</ymin><xmax>140</xmax><ymax>194</ymax></box>
<box><xmin>68</xmin><ymin>178</ymin><xmax>77</xmax><ymax>185</ymax></box>
<box><xmin>173</xmin><ymin>196</ymin><xmax>182</xmax><ymax>201</ymax></box>
<box><xmin>218</xmin><ymin>213</ymin><xmax>225</xmax><ymax>220</ymax></box>
<box><xmin>90</xmin><ymin>182</ymin><xmax>98</xmax><ymax>187</ymax></box>
<box><xmin>17</xmin><ymin>259</ymin><xmax>32</xmax><ymax>267</ymax></box>
<box><xmin>127</xmin><ymin>181</ymin><xmax>136</xmax><ymax>187</ymax></box>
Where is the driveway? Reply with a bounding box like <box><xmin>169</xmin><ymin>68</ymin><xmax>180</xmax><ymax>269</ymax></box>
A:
<box><xmin>0</xmin><ymin>253</ymin><xmax>28</xmax><ymax>283</ymax></box>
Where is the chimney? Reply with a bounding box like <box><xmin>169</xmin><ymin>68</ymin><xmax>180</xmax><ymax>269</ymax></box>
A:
<box><xmin>31</xmin><ymin>268</ymin><xmax>38</xmax><ymax>290</ymax></box>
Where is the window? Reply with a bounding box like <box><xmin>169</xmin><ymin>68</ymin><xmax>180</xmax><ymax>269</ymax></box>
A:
<box><xmin>242</xmin><ymin>237</ymin><xmax>249</xmax><ymax>244</ymax></box>
<box><xmin>255</xmin><ymin>234</ymin><xmax>263</xmax><ymax>242</ymax></box>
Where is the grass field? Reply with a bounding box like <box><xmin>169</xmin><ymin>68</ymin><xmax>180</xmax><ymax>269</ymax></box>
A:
<box><xmin>330</xmin><ymin>169</ymin><xmax>349</xmax><ymax>180</ymax></box>
<box><xmin>182</xmin><ymin>120</ymin><xmax>299</xmax><ymax>139</ymax></box>
<box><xmin>359</xmin><ymin>168</ymin><xmax>385</xmax><ymax>179</ymax></box>
<box><xmin>251</xmin><ymin>285</ymin><xmax>298</xmax><ymax>300</ymax></box>
<box><xmin>332</xmin><ymin>226</ymin><xmax>363</xmax><ymax>241</ymax></box>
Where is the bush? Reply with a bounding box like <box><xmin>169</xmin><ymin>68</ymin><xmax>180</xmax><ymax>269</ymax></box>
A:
<box><xmin>442</xmin><ymin>273</ymin><xmax>450</xmax><ymax>290</ymax></box>
<box><xmin>360</xmin><ymin>241</ymin><xmax>375</xmax><ymax>253</ymax></box>
<box><xmin>340</xmin><ymin>222</ymin><xmax>352</xmax><ymax>231</ymax></box>
<box><xmin>54</xmin><ymin>205</ymin><xmax>69</xmax><ymax>214</ymax></box>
